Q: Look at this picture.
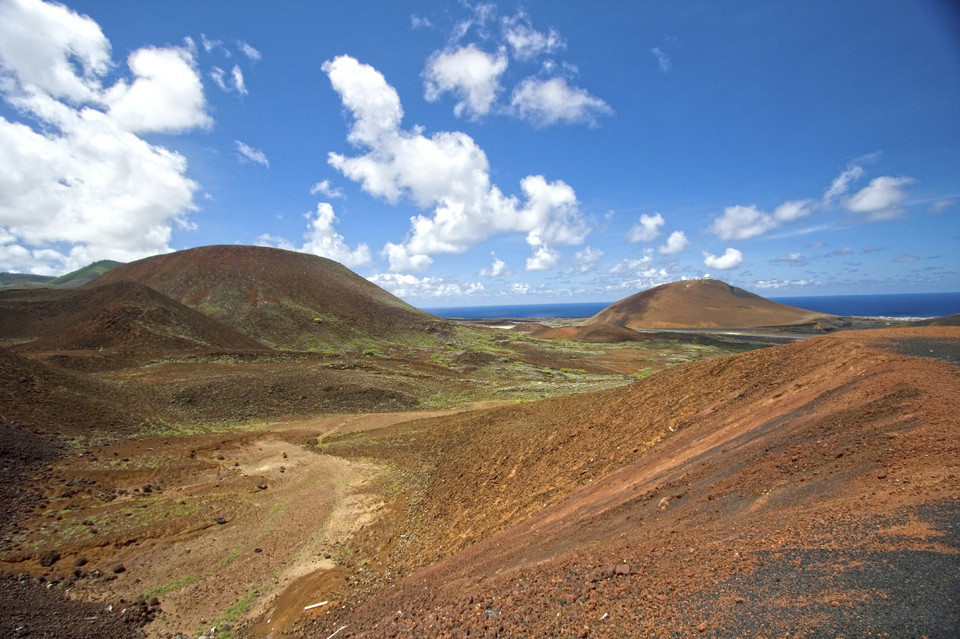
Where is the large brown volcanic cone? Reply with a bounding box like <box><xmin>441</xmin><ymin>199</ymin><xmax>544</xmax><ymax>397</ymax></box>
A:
<box><xmin>586</xmin><ymin>278</ymin><xmax>827</xmax><ymax>329</ymax></box>
<box><xmin>91</xmin><ymin>245</ymin><xmax>447</xmax><ymax>349</ymax></box>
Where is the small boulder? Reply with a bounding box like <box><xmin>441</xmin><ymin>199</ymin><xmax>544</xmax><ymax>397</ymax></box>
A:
<box><xmin>39</xmin><ymin>551</ymin><xmax>61</xmax><ymax>567</ymax></box>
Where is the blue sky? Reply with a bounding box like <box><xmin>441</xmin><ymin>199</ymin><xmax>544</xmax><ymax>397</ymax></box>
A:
<box><xmin>0</xmin><ymin>0</ymin><xmax>958</xmax><ymax>306</ymax></box>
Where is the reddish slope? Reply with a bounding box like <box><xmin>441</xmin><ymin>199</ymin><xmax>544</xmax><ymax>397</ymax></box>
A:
<box><xmin>308</xmin><ymin>327</ymin><xmax>960</xmax><ymax>637</ymax></box>
<box><xmin>0</xmin><ymin>282</ymin><xmax>265</xmax><ymax>354</ymax></box>
<box><xmin>91</xmin><ymin>245</ymin><xmax>448</xmax><ymax>349</ymax></box>
<box><xmin>0</xmin><ymin>347</ymin><xmax>153</xmax><ymax>437</ymax></box>
<box><xmin>586</xmin><ymin>278</ymin><xmax>827</xmax><ymax>328</ymax></box>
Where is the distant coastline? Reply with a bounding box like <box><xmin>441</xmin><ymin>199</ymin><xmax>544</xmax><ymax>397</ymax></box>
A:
<box><xmin>424</xmin><ymin>292</ymin><xmax>960</xmax><ymax>320</ymax></box>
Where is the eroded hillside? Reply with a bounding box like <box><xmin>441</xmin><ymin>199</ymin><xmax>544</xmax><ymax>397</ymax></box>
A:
<box><xmin>298</xmin><ymin>327</ymin><xmax>960</xmax><ymax>638</ymax></box>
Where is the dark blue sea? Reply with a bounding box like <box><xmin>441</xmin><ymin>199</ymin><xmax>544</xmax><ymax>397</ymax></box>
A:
<box><xmin>423</xmin><ymin>292</ymin><xmax>960</xmax><ymax>320</ymax></box>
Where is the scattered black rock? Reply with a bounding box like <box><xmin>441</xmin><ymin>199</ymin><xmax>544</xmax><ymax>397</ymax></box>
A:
<box><xmin>215</xmin><ymin>517</ymin><xmax>227</xmax><ymax>525</ymax></box>
<box><xmin>39</xmin><ymin>550</ymin><xmax>61</xmax><ymax>567</ymax></box>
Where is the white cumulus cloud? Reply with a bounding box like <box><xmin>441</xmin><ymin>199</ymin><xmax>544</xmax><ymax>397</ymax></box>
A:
<box><xmin>709</xmin><ymin>200</ymin><xmax>813</xmax><ymax>241</ymax></box>
<box><xmin>626</xmin><ymin>213</ymin><xmax>664</xmax><ymax>243</ymax></box>
<box><xmin>258</xmin><ymin>202</ymin><xmax>371</xmax><ymax>268</ymax></box>
<box><xmin>0</xmin><ymin>0</ymin><xmax>111</xmax><ymax>103</ymax></box>
<box><xmin>479</xmin><ymin>252</ymin><xmax>508</xmax><ymax>277</ymax></box>
<box><xmin>526</xmin><ymin>245</ymin><xmax>560</xmax><ymax>271</ymax></box>
<box><xmin>823</xmin><ymin>162</ymin><xmax>914</xmax><ymax>220</ymax></box>
<box><xmin>324</xmin><ymin>55</ymin><xmax>588</xmax><ymax>273</ymax></box>
<box><xmin>423</xmin><ymin>44</ymin><xmax>508</xmax><ymax>119</ymax></box>
<box><xmin>659</xmin><ymin>230</ymin><xmax>689</xmax><ymax>254</ymax></box>
<box><xmin>0</xmin><ymin>0</ymin><xmax>208</xmax><ymax>274</ymax></box>
<box><xmin>846</xmin><ymin>176</ymin><xmax>914</xmax><ymax>221</ymax></box>
<box><xmin>106</xmin><ymin>47</ymin><xmax>212</xmax><ymax>132</ymax></box>
<box><xmin>509</xmin><ymin>76</ymin><xmax>612</xmax><ymax>127</ymax></box>
<box><xmin>301</xmin><ymin>202</ymin><xmax>371</xmax><ymax>267</ymax></box>
<box><xmin>703</xmin><ymin>248</ymin><xmax>743</xmax><ymax>270</ymax></box>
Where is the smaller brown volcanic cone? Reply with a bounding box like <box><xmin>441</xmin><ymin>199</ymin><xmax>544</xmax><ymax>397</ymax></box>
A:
<box><xmin>586</xmin><ymin>279</ymin><xmax>827</xmax><ymax>329</ymax></box>
<box><xmin>0</xmin><ymin>282</ymin><xmax>265</xmax><ymax>354</ymax></box>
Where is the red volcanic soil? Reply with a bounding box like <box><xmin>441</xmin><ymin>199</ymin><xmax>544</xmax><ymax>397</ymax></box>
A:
<box><xmin>0</xmin><ymin>347</ymin><xmax>153</xmax><ymax>438</ymax></box>
<box><xmin>0</xmin><ymin>281</ymin><xmax>265</xmax><ymax>355</ymax></box>
<box><xmin>587</xmin><ymin>279</ymin><xmax>828</xmax><ymax>329</ymax></box>
<box><xmin>91</xmin><ymin>245</ymin><xmax>450</xmax><ymax>349</ymax></box>
<box><xmin>296</xmin><ymin>327</ymin><xmax>960</xmax><ymax>638</ymax></box>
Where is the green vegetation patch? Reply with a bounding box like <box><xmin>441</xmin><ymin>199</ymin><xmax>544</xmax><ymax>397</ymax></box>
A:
<box><xmin>142</xmin><ymin>575</ymin><xmax>198</xmax><ymax>600</ymax></box>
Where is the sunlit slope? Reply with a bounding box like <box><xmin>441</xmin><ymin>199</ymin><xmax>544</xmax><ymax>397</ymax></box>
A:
<box><xmin>586</xmin><ymin>279</ymin><xmax>828</xmax><ymax>328</ymax></box>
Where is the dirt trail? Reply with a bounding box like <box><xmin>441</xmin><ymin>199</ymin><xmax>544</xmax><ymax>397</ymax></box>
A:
<box><xmin>1</xmin><ymin>410</ymin><xmax>452</xmax><ymax>639</ymax></box>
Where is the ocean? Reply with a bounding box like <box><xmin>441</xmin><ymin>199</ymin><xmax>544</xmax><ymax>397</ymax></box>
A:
<box><xmin>423</xmin><ymin>292</ymin><xmax>960</xmax><ymax>320</ymax></box>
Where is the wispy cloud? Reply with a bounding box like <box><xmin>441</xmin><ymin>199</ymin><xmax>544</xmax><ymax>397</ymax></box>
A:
<box><xmin>772</xmin><ymin>252</ymin><xmax>807</xmax><ymax>266</ymax></box>
<box><xmin>928</xmin><ymin>198</ymin><xmax>956</xmax><ymax>214</ymax></box>
<box><xmin>235</xmin><ymin>140</ymin><xmax>269</xmax><ymax>167</ymax></box>
<box><xmin>310</xmin><ymin>180</ymin><xmax>345</xmax><ymax>199</ymax></box>
<box><xmin>411</xmin><ymin>15</ymin><xmax>432</xmax><ymax>29</ymax></box>
<box><xmin>368</xmin><ymin>273</ymin><xmax>484</xmax><ymax>299</ymax></box>
<box><xmin>420</xmin><ymin>4</ymin><xmax>610</xmax><ymax>128</ymax></box>
<box><xmin>651</xmin><ymin>47</ymin><xmax>671</xmax><ymax>72</ymax></box>
<box><xmin>501</xmin><ymin>10</ymin><xmax>565</xmax><ymax>60</ymax></box>
<box><xmin>237</xmin><ymin>40</ymin><xmax>261</xmax><ymax>61</ymax></box>
<box><xmin>211</xmin><ymin>65</ymin><xmax>247</xmax><ymax>95</ymax></box>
